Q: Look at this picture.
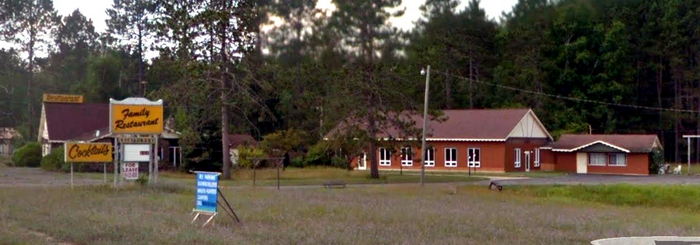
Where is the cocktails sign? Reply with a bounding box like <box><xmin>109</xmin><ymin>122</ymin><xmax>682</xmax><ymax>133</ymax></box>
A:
<box><xmin>109</xmin><ymin>98</ymin><xmax>164</xmax><ymax>134</ymax></box>
<box><xmin>64</xmin><ymin>142</ymin><xmax>113</xmax><ymax>163</ymax></box>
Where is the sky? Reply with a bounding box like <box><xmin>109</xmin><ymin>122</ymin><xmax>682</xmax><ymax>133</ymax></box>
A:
<box><xmin>55</xmin><ymin>0</ymin><xmax>519</xmax><ymax>33</ymax></box>
<box><xmin>3</xmin><ymin>0</ymin><xmax>518</xmax><ymax>58</ymax></box>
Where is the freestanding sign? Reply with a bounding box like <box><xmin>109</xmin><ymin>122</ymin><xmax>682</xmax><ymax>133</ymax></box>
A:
<box><xmin>109</xmin><ymin>97</ymin><xmax>163</xmax><ymax>186</ymax></box>
<box><xmin>195</xmin><ymin>172</ymin><xmax>220</xmax><ymax>213</ymax></box>
<box><xmin>122</xmin><ymin>162</ymin><xmax>139</xmax><ymax>180</ymax></box>
<box><xmin>64</xmin><ymin>142</ymin><xmax>113</xmax><ymax>162</ymax></box>
<box><xmin>43</xmin><ymin>93</ymin><xmax>84</xmax><ymax>103</ymax></box>
<box><xmin>63</xmin><ymin>142</ymin><xmax>114</xmax><ymax>188</ymax></box>
<box><xmin>191</xmin><ymin>171</ymin><xmax>240</xmax><ymax>226</ymax></box>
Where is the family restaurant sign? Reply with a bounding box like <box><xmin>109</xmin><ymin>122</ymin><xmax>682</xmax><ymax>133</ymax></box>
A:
<box><xmin>109</xmin><ymin>98</ymin><xmax>164</xmax><ymax>134</ymax></box>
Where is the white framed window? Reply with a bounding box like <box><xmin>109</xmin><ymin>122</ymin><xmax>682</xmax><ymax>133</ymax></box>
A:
<box><xmin>468</xmin><ymin>148</ymin><xmax>480</xmax><ymax>168</ymax></box>
<box><xmin>424</xmin><ymin>147</ymin><xmax>435</xmax><ymax>167</ymax></box>
<box><xmin>444</xmin><ymin>148</ymin><xmax>457</xmax><ymax>167</ymax></box>
<box><xmin>514</xmin><ymin>148</ymin><xmax>521</xmax><ymax>168</ymax></box>
<box><xmin>401</xmin><ymin>146</ymin><xmax>413</xmax><ymax>166</ymax></box>
<box><xmin>534</xmin><ymin>148</ymin><xmax>541</xmax><ymax>167</ymax></box>
<box><xmin>379</xmin><ymin>148</ymin><xmax>391</xmax><ymax>166</ymax></box>
<box><xmin>588</xmin><ymin>153</ymin><xmax>607</xmax><ymax>166</ymax></box>
<box><xmin>609</xmin><ymin>153</ymin><xmax>627</xmax><ymax>166</ymax></box>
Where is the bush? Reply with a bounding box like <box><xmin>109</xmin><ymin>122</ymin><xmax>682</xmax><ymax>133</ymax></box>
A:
<box><xmin>650</xmin><ymin>148</ymin><xmax>664</xmax><ymax>174</ymax></box>
<box><xmin>41</xmin><ymin>146</ymin><xmax>68</xmax><ymax>172</ymax></box>
<box><xmin>303</xmin><ymin>142</ymin><xmax>332</xmax><ymax>166</ymax></box>
<box><xmin>235</xmin><ymin>145</ymin><xmax>265</xmax><ymax>168</ymax></box>
<box><xmin>11</xmin><ymin>142</ymin><xmax>42</xmax><ymax>167</ymax></box>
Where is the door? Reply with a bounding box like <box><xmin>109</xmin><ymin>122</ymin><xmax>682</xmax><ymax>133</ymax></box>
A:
<box><xmin>358</xmin><ymin>152</ymin><xmax>367</xmax><ymax>170</ymax></box>
<box><xmin>576</xmin><ymin>152</ymin><xmax>587</xmax><ymax>174</ymax></box>
<box><xmin>525</xmin><ymin>151</ymin><xmax>531</xmax><ymax>172</ymax></box>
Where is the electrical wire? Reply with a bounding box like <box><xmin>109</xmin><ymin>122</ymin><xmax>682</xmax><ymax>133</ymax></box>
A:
<box><xmin>433</xmin><ymin>70</ymin><xmax>698</xmax><ymax>114</ymax></box>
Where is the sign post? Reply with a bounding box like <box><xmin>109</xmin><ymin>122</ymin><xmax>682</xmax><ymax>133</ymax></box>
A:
<box><xmin>64</xmin><ymin>142</ymin><xmax>114</xmax><ymax>188</ymax></box>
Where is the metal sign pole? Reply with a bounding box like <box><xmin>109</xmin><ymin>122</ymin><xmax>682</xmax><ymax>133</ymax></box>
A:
<box><xmin>70</xmin><ymin>162</ymin><xmax>74</xmax><ymax>189</ymax></box>
<box><xmin>103</xmin><ymin>163</ymin><xmax>107</xmax><ymax>183</ymax></box>
<box><xmin>154</xmin><ymin>135</ymin><xmax>159</xmax><ymax>183</ymax></box>
<box><xmin>113</xmin><ymin>137</ymin><xmax>118</xmax><ymax>187</ymax></box>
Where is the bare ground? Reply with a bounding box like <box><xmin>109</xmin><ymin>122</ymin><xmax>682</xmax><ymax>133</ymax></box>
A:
<box><xmin>0</xmin><ymin>167</ymin><xmax>106</xmax><ymax>187</ymax></box>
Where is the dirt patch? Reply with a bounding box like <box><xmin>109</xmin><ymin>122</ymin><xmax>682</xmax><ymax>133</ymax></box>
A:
<box><xmin>0</xmin><ymin>167</ymin><xmax>105</xmax><ymax>187</ymax></box>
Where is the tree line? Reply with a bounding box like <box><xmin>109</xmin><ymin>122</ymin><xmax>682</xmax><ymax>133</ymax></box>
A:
<box><xmin>1</xmin><ymin>0</ymin><xmax>699</xmax><ymax>178</ymax></box>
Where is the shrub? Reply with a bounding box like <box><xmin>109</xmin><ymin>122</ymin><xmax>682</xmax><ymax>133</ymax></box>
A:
<box><xmin>303</xmin><ymin>142</ymin><xmax>332</xmax><ymax>166</ymax></box>
<box><xmin>41</xmin><ymin>146</ymin><xmax>68</xmax><ymax>172</ymax></box>
<box><xmin>11</xmin><ymin>142</ymin><xmax>42</xmax><ymax>167</ymax></box>
<box><xmin>235</xmin><ymin>145</ymin><xmax>265</xmax><ymax>168</ymax></box>
<box><xmin>650</xmin><ymin>148</ymin><xmax>664</xmax><ymax>174</ymax></box>
<box><xmin>290</xmin><ymin>156</ymin><xmax>305</xmax><ymax>168</ymax></box>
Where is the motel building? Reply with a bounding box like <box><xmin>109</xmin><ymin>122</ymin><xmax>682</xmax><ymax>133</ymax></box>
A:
<box><xmin>337</xmin><ymin>109</ymin><xmax>662</xmax><ymax>175</ymax></box>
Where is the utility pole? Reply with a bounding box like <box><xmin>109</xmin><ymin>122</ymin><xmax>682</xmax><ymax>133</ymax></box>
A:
<box><xmin>420</xmin><ymin>65</ymin><xmax>430</xmax><ymax>186</ymax></box>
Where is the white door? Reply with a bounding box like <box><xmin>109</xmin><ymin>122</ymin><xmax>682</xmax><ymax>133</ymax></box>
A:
<box><xmin>525</xmin><ymin>152</ymin><xmax>531</xmax><ymax>172</ymax></box>
<box><xmin>358</xmin><ymin>152</ymin><xmax>367</xmax><ymax>170</ymax></box>
<box><xmin>576</xmin><ymin>153</ymin><xmax>587</xmax><ymax>174</ymax></box>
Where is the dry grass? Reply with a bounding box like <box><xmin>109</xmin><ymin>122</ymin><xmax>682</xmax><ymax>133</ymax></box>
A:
<box><xmin>1</xmin><ymin>183</ymin><xmax>699</xmax><ymax>244</ymax></box>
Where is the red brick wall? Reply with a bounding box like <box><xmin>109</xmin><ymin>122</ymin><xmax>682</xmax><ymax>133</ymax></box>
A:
<box><xmin>349</xmin><ymin>139</ymin><xmax>548</xmax><ymax>172</ymax></box>
<box><xmin>540</xmin><ymin>149</ymin><xmax>556</xmax><ymax>171</ymax></box>
<box><xmin>586</xmin><ymin>153</ymin><xmax>650</xmax><ymax>175</ymax></box>
<box><xmin>503</xmin><ymin>138</ymin><xmax>549</xmax><ymax>172</ymax></box>
<box><xmin>554</xmin><ymin>152</ymin><xmax>578</xmax><ymax>172</ymax></box>
<box><xmin>551</xmin><ymin>152</ymin><xmax>650</xmax><ymax>175</ymax></box>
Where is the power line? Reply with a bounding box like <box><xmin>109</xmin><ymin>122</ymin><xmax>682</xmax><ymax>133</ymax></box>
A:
<box><xmin>434</xmin><ymin>70</ymin><xmax>698</xmax><ymax>114</ymax></box>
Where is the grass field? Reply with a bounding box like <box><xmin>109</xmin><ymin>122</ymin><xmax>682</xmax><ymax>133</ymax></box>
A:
<box><xmin>157</xmin><ymin>167</ymin><xmax>487</xmax><ymax>186</ymax></box>
<box><xmin>2</xmin><ymin>182</ymin><xmax>700</xmax><ymax>244</ymax></box>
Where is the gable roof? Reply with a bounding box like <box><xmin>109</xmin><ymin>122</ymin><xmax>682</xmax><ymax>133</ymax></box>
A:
<box><xmin>550</xmin><ymin>134</ymin><xmax>662</xmax><ymax>153</ymax></box>
<box><xmin>228</xmin><ymin>134</ymin><xmax>257</xmax><ymax>148</ymax></box>
<box><xmin>43</xmin><ymin>103</ymin><xmax>109</xmax><ymax>142</ymax></box>
<box><xmin>327</xmin><ymin>108</ymin><xmax>551</xmax><ymax>141</ymax></box>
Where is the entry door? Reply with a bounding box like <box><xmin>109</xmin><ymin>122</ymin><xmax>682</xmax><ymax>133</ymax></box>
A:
<box><xmin>358</xmin><ymin>152</ymin><xmax>367</xmax><ymax>170</ymax></box>
<box><xmin>525</xmin><ymin>152</ymin><xmax>531</xmax><ymax>172</ymax></box>
<box><xmin>576</xmin><ymin>152</ymin><xmax>587</xmax><ymax>174</ymax></box>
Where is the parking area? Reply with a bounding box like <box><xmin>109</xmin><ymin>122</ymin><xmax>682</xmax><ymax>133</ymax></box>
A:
<box><xmin>491</xmin><ymin>173</ymin><xmax>700</xmax><ymax>186</ymax></box>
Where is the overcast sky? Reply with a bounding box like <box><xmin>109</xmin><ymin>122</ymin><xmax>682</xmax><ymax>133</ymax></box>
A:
<box><xmin>54</xmin><ymin>0</ymin><xmax>519</xmax><ymax>33</ymax></box>
<box><xmin>3</xmin><ymin>0</ymin><xmax>517</xmax><ymax>58</ymax></box>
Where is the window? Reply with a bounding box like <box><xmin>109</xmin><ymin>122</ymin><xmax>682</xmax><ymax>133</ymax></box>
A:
<box><xmin>401</xmin><ymin>146</ymin><xmax>413</xmax><ymax>166</ymax></box>
<box><xmin>468</xmin><ymin>148</ymin><xmax>480</xmax><ymax>168</ymax></box>
<box><xmin>609</xmin><ymin>153</ymin><xmax>627</xmax><ymax>166</ymax></box>
<box><xmin>514</xmin><ymin>148</ymin><xmax>521</xmax><ymax>168</ymax></box>
<box><xmin>534</xmin><ymin>148</ymin><xmax>541</xmax><ymax>167</ymax></box>
<box><xmin>588</xmin><ymin>153</ymin><xmax>607</xmax><ymax>166</ymax></box>
<box><xmin>444</xmin><ymin>148</ymin><xmax>457</xmax><ymax>167</ymax></box>
<box><xmin>379</xmin><ymin>148</ymin><xmax>391</xmax><ymax>166</ymax></box>
<box><xmin>424</xmin><ymin>148</ymin><xmax>435</xmax><ymax>167</ymax></box>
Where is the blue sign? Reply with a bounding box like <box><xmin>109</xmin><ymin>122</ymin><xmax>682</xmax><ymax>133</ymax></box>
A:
<box><xmin>195</xmin><ymin>171</ymin><xmax>220</xmax><ymax>213</ymax></box>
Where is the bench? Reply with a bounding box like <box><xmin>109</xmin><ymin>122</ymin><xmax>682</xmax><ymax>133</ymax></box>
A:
<box><xmin>323</xmin><ymin>181</ymin><xmax>346</xmax><ymax>189</ymax></box>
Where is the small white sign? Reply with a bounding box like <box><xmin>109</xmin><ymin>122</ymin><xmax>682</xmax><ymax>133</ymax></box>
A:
<box><xmin>123</xmin><ymin>144</ymin><xmax>151</xmax><ymax>162</ymax></box>
<box><xmin>122</xmin><ymin>162</ymin><xmax>139</xmax><ymax>180</ymax></box>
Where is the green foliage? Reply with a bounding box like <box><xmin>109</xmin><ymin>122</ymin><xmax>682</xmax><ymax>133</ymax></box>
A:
<box><xmin>516</xmin><ymin>184</ymin><xmax>700</xmax><ymax>211</ymax></box>
<box><xmin>235</xmin><ymin>145</ymin><xmax>266</xmax><ymax>168</ymax></box>
<box><xmin>650</xmin><ymin>148</ymin><xmax>665</xmax><ymax>174</ymax></box>
<box><xmin>11</xmin><ymin>143</ymin><xmax>42</xmax><ymax>167</ymax></box>
<box><xmin>302</xmin><ymin>141</ymin><xmax>332</xmax><ymax>167</ymax></box>
<box><xmin>40</xmin><ymin>146</ymin><xmax>68</xmax><ymax>172</ymax></box>
<box><xmin>259</xmin><ymin>129</ymin><xmax>309</xmax><ymax>155</ymax></box>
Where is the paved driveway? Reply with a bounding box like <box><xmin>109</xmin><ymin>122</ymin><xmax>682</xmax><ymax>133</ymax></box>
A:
<box><xmin>0</xmin><ymin>167</ymin><xmax>106</xmax><ymax>187</ymax></box>
<box><xmin>491</xmin><ymin>174</ymin><xmax>700</xmax><ymax>186</ymax></box>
